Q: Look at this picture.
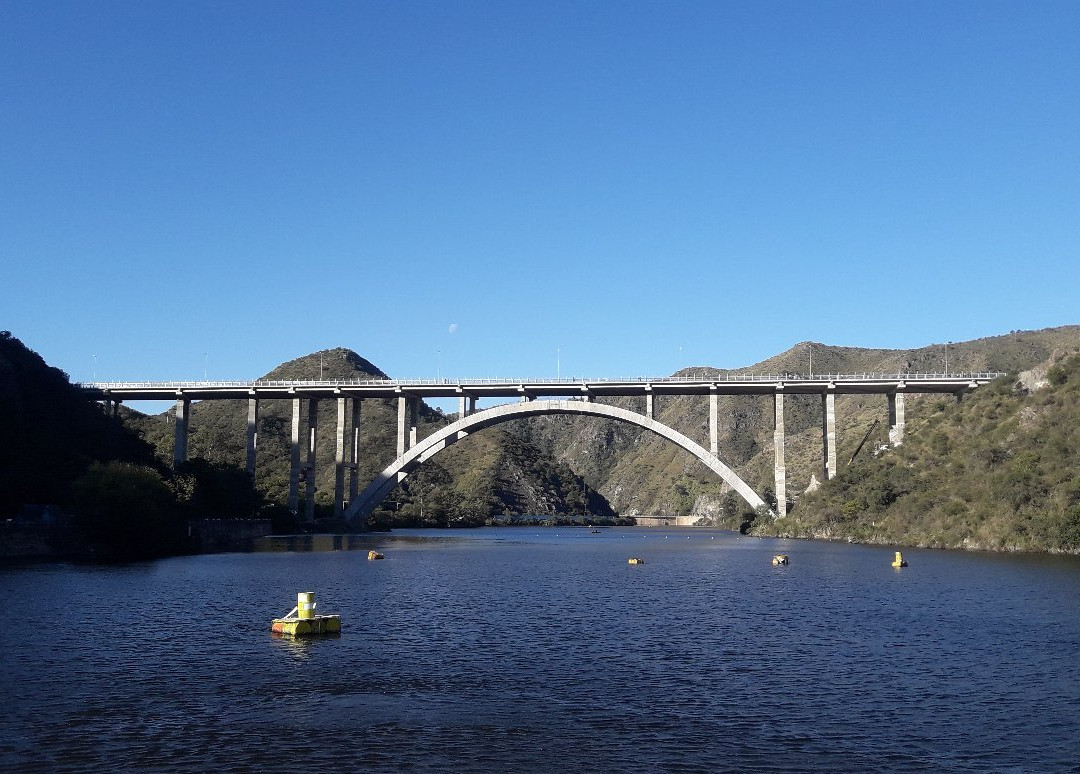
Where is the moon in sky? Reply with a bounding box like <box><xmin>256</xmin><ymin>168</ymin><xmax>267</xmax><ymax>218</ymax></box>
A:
<box><xmin>448</xmin><ymin>323</ymin><xmax>458</xmax><ymax>334</ymax></box>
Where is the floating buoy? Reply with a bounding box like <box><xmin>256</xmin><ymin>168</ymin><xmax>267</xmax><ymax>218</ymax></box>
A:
<box><xmin>892</xmin><ymin>551</ymin><xmax>908</xmax><ymax>568</ymax></box>
<box><xmin>271</xmin><ymin>591</ymin><xmax>341</xmax><ymax>636</ymax></box>
<box><xmin>368</xmin><ymin>550</ymin><xmax>385</xmax><ymax>560</ymax></box>
<box><xmin>628</xmin><ymin>557</ymin><xmax>646</xmax><ymax>565</ymax></box>
<box><xmin>772</xmin><ymin>554</ymin><xmax>789</xmax><ymax>565</ymax></box>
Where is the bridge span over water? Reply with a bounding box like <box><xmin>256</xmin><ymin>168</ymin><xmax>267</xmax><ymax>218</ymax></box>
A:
<box><xmin>86</xmin><ymin>372</ymin><xmax>1004</xmax><ymax>525</ymax></box>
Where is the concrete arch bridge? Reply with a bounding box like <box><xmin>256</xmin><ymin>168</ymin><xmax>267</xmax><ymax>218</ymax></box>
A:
<box><xmin>86</xmin><ymin>372</ymin><xmax>1003</xmax><ymax>525</ymax></box>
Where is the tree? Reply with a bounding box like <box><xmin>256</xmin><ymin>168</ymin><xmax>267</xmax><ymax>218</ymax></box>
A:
<box><xmin>70</xmin><ymin>462</ymin><xmax>188</xmax><ymax>559</ymax></box>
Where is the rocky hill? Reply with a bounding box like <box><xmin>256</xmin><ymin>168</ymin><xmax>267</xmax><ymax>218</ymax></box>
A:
<box><xmin>752</xmin><ymin>351</ymin><xmax>1080</xmax><ymax>552</ymax></box>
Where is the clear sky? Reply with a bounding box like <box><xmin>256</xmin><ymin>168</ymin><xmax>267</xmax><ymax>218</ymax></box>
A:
<box><xmin>3</xmin><ymin>1</ymin><xmax>1078</xmax><ymax>386</ymax></box>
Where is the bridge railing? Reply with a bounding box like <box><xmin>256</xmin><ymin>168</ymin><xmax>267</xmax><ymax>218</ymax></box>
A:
<box><xmin>83</xmin><ymin>372</ymin><xmax>1007</xmax><ymax>389</ymax></box>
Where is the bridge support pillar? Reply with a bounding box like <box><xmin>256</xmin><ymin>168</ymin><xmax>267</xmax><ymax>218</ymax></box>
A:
<box><xmin>305</xmin><ymin>399</ymin><xmax>319</xmax><ymax>522</ymax></box>
<box><xmin>246</xmin><ymin>398</ymin><xmax>259</xmax><ymax>479</ymax></box>
<box><xmin>397</xmin><ymin>396</ymin><xmax>418</xmax><ymax>456</ymax></box>
<box><xmin>397</xmin><ymin>396</ymin><xmax>407</xmax><ymax>457</ymax></box>
<box><xmin>334</xmin><ymin>397</ymin><xmax>347</xmax><ymax>518</ymax></box>
<box><xmin>288</xmin><ymin>397</ymin><xmax>301</xmax><ymax>514</ymax></box>
<box><xmin>709</xmin><ymin>390</ymin><xmax>719</xmax><ymax>456</ymax></box>
<box><xmin>349</xmin><ymin>398</ymin><xmax>361</xmax><ymax>507</ymax></box>
<box><xmin>822</xmin><ymin>391</ymin><xmax>836</xmax><ymax>480</ymax></box>
<box><xmin>773</xmin><ymin>392</ymin><xmax>787</xmax><ymax>517</ymax></box>
<box><xmin>174</xmin><ymin>397</ymin><xmax>189</xmax><ymax>469</ymax></box>
<box><xmin>646</xmin><ymin>390</ymin><xmax>654</xmax><ymax>419</ymax></box>
<box><xmin>888</xmin><ymin>391</ymin><xmax>906</xmax><ymax>446</ymax></box>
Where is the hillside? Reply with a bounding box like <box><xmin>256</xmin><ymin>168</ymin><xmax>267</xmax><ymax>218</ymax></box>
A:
<box><xmin>512</xmin><ymin>325</ymin><xmax>1080</xmax><ymax>525</ymax></box>
<box><xmin>0</xmin><ymin>331</ymin><xmax>155</xmax><ymax>515</ymax></box>
<box><xmin>123</xmin><ymin>348</ymin><xmax>613</xmax><ymax>526</ymax></box>
<box><xmin>0</xmin><ymin>332</ymin><xmax>235</xmax><ymax>560</ymax></box>
<box><xmin>752</xmin><ymin>352</ymin><xmax>1080</xmax><ymax>552</ymax></box>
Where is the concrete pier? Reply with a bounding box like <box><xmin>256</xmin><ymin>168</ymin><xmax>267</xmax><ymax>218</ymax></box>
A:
<box><xmin>397</xmin><ymin>395</ymin><xmax>419</xmax><ymax>457</ymax></box>
<box><xmin>773</xmin><ymin>391</ymin><xmax>787</xmax><ymax>517</ymax></box>
<box><xmin>305</xmin><ymin>399</ymin><xmax>318</xmax><ymax>521</ymax></box>
<box><xmin>397</xmin><ymin>395</ymin><xmax>407</xmax><ymax>457</ymax></box>
<box><xmin>645</xmin><ymin>388</ymin><xmax>654</xmax><ymax>419</ymax></box>
<box><xmin>349</xmin><ymin>398</ymin><xmax>361</xmax><ymax>506</ymax></box>
<box><xmin>888</xmin><ymin>390</ymin><xmax>906</xmax><ymax>445</ymax></box>
<box><xmin>709</xmin><ymin>390</ymin><xmax>719</xmax><ymax>456</ymax></box>
<box><xmin>174</xmin><ymin>397</ymin><xmax>190</xmax><ymax>469</ymax></box>
<box><xmin>822</xmin><ymin>391</ymin><xmax>836</xmax><ymax>480</ymax></box>
<box><xmin>288</xmin><ymin>396</ymin><xmax>301</xmax><ymax>514</ymax></box>
<box><xmin>246</xmin><ymin>398</ymin><xmax>259</xmax><ymax>478</ymax></box>
<box><xmin>334</xmin><ymin>397</ymin><xmax>347</xmax><ymax>518</ymax></box>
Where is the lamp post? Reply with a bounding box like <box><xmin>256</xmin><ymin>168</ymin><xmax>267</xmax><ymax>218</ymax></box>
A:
<box><xmin>92</xmin><ymin>354</ymin><xmax>97</xmax><ymax>382</ymax></box>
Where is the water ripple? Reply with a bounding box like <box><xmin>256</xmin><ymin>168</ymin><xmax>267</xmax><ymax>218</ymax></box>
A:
<box><xmin>2</xmin><ymin>529</ymin><xmax>1079</xmax><ymax>771</ymax></box>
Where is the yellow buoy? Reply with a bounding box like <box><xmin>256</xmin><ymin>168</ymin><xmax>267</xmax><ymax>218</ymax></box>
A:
<box><xmin>368</xmin><ymin>550</ymin><xmax>385</xmax><ymax>560</ymax></box>
<box><xmin>628</xmin><ymin>557</ymin><xmax>645</xmax><ymax>565</ymax></box>
<box><xmin>772</xmin><ymin>554</ymin><xmax>789</xmax><ymax>565</ymax></box>
<box><xmin>297</xmin><ymin>591</ymin><xmax>316</xmax><ymax>619</ymax></box>
<box><xmin>271</xmin><ymin>591</ymin><xmax>341</xmax><ymax>636</ymax></box>
<box><xmin>892</xmin><ymin>551</ymin><xmax>908</xmax><ymax>568</ymax></box>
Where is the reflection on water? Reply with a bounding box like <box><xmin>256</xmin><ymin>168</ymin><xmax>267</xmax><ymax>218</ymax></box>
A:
<box><xmin>2</xmin><ymin>527</ymin><xmax>1079</xmax><ymax>771</ymax></box>
<box><xmin>253</xmin><ymin>533</ymin><xmax>384</xmax><ymax>552</ymax></box>
<box><xmin>270</xmin><ymin>630</ymin><xmax>341</xmax><ymax>660</ymax></box>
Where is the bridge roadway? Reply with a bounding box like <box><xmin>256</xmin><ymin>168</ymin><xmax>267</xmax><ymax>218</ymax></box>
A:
<box><xmin>84</xmin><ymin>372</ymin><xmax>1005</xmax><ymax>524</ymax></box>
<box><xmin>84</xmin><ymin>372</ymin><xmax>1001</xmax><ymax>401</ymax></box>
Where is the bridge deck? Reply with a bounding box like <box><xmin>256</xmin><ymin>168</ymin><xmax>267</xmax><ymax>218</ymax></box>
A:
<box><xmin>84</xmin><ymin>373</ymin><xmax>1005</xmax><ymax>401</ymax></box>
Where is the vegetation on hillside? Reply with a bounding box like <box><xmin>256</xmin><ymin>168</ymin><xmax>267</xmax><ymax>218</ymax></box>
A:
<box><xmin>1</xmin><ymin>332</ymin><xmax>261</xmax><ymax>559</ymax></box>
<box><xmin>375</xmin><ymin>426</ymin><xmax>620</xmax><ymax>528</ymax></box>
<box><xmin>0</xmin><ymin>331</ymin><xmax>152</xmax><ymax>515</ymax></box>
<box><xmin>752</xmin><ymin>353</ymin><xmax>1080</xmax><ymax>553</ymax></box>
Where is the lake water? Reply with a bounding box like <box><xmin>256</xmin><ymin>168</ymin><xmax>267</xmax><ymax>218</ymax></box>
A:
<box><xmin>2</xmin><ymin>528</ymin><xmax>1079</xmax><ymax>772</ymax></box>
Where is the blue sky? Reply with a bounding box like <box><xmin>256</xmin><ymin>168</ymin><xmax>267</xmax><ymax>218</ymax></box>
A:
<box><xmin>3</xmin><ymin>1</ymin><xmax>1078</xmax><ymax>387</ymax></box>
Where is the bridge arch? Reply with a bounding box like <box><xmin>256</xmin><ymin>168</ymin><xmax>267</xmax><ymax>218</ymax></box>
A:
<box><xmin>344</xmin><ymin>399</ymin><xmax>769</xmax><ymax>526</ymax></box>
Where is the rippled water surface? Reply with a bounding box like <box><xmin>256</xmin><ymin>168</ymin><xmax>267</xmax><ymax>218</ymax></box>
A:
<box><xmin>3</xmin><ymin>528</ymin><xmax>1080</xmax><ymax>771</ymax></box>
